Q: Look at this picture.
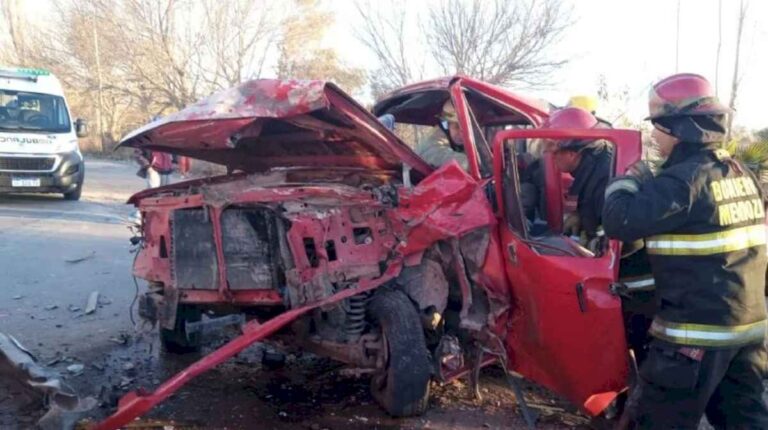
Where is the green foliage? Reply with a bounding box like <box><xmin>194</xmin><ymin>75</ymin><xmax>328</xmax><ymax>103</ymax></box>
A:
<box><xmin>724</xmin><ymin>139</ymin><xmax>768</xmax><ymax>171</ymax></box>
<box><xmin>724</xmin><ymin>139</ymin><xmax>768</xmax><ymax>183</ymax></box>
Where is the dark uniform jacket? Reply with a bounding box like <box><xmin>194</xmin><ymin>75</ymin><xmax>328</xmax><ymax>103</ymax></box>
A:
<box><xmin>603</xmin><ymin>141</ymin><xmax>768</xmax><ymax>348</ymax></box>
<box><xmin>570</xmin><ymin>143</ymin><xmax>613</xmax><ymax>238</ymax></box>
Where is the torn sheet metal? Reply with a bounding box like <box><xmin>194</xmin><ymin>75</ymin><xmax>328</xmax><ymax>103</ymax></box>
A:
<box><xmin>392</xmin><ymin>161</ymin><xmax>497</xmax><ymax>255</ymax></box>
<box><xmin>0</xmin><ymin>333</ymin><xmax>96</xmax><ymax>430</ymax></box>
<box><xmin>118</xmin><ymin>79</ymin><xmax>432</xmax><ymax>177</ymax></box>
<box><xmin>93</xmin><ymin>262</ymin><xmax>402</xmax><ymax>430</ymax></box>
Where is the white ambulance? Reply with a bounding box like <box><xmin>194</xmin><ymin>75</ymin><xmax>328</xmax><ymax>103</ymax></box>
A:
<box><xmin>0</xmin><ymin>67</ymin><xmax>86</xmax><ymax>200</ymax></box>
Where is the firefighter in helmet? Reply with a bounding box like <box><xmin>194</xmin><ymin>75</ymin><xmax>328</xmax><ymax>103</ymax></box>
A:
<box><xmin>414</xmin><ymin>99</ymin><xmax>469</xmax><ymax>170</ymax></box>
<box><xmin>603</xmin><ymin>73</ymin><xmax>768</xmax><ymax>428</ymax></box>
<box><xmin>541</xmin><ymin>107</ymin><xmax>613</xmax><ymax>242</ymax></box>
<box><xmin>567</xmin><ymin>95</ymin><xmax>599</xmax><ymax>114</ymax></box>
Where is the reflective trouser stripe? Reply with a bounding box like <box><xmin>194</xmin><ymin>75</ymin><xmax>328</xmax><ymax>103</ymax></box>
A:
<box><xmin>621</xmin><ymin>276</ymin><xmax>655</xmax><ymax>291</ymax></box>
<box><xmin>605</xmin><ymin>178</ymin><xmax>639</xmax><ymax>198</ymax></box>
<box><xmin>649</xmin><ymin>318</ymin><xmax>767</xmax><ymax>347</ymax></box>
<box><xmin>646</xmin><ymin>224</ymin><xmax>767</xmax><ymax>256</ymax></box>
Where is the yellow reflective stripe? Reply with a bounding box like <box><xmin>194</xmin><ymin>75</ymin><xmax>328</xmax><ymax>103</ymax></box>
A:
<box><xmin>646</xmin><ymin>224</ymin><xmax>767</xmax><ymax>256</ymax></box>
<box><xmin>650</xmin><ymin>318</ymin><xmax>767</xmax><ymax>347</ymax></box>
<box><xmin>605</xmin><ymin>179</ymin><xmax>639</xmax><ymax>197</ymax></box>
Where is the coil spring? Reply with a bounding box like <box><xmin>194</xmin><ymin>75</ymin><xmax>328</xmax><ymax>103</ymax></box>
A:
<box><xmin>344</xmin><ymin>291</ymin><xmax>372</xmax><ymax>339</ymax></box>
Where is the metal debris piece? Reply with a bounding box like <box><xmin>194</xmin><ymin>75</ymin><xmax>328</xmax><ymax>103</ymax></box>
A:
<box><xmin>67</xmin><ymin>364</ymin><xmax>84</xmax><ymax>374</ymax></box>
<box><xmin>85</xmin><ymin>292</ymin><xmax>99</xmax><ymax>315</ymax></box>
<box><xmin>68</xmin><ymin>305</ymin><xmax>81</xmax><ymax>313</ymax></box>
<box><xmin>0</xmin><ymin>332</ymin><xmax>95</xmax><ymax>430</ymax></box>
<box><xmin>108</xmin><ymin>334</ymin><xmax>130</xmax><ymax>345</ymax></box>
<box><xmin>65</xmin><ymin>251</ymin><xmax>95</xmax><ymax>264</ymax></box>
<box><xmin>45</xmin><ymin>305</ymin><xmax>59</xmax><ymax>311</ymax></box>
<box><xmin>12</xmin><ymin>294</ymin><xmax>23</xmax><ymax>300</ymax></box>
<box><xmin>46</xmin><ymin>356</ymin><xmax>64</xmax><ymax>366</ymax></box>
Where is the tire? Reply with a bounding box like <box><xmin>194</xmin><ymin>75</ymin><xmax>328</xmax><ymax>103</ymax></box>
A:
<box><xmin>63</xmin><ymin>181</ymin><xmax>83</xmax><ymax>201</ymax></box>
<box><xmin>368</xmin><ymin>288</ymin><xmax>431</xmax><ymax>417</ymax></box>
<box><xmin>160</xmin><ymin>304</ymin><xmax>202</xmax><ymax>353</ymax></box>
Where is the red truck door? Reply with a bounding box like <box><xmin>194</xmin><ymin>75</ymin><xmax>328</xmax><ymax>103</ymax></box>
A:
<box><xmin>491</xmin><ymin>128</ymin><xmax>642</xmax><ymax>416</ymax></box>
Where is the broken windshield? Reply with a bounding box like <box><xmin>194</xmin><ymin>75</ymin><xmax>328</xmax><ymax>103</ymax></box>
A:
<box><xmin>0</xmin><ymin>90</ymin><xmax>71</xmax><ymax>133</ymax></box>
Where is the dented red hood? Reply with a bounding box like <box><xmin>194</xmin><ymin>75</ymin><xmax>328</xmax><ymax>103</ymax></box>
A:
<box><xmin>120</xmin><ymin>79</ymin><xmax>432</xmax><ymax>176</ymax></box>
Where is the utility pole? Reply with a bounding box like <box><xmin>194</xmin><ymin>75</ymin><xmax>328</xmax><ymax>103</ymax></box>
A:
<box><xmin>92</xmin><ymin>1</ymin><xmax>105</xmax><ymax>152</ymax></box>
<box><xmin>675</xmin><ymin>0</ymin><xmax>681</xmax><ymax>72</ymax></box>
<box><xmin>715</xmin><ymin>0</ymin><xmax>723</xmax><ymax>97</ymax></box>
<box><xmin>726</xmin><ymin>0</ymin><xmax>748</xmax><ymax>142</ymax></box>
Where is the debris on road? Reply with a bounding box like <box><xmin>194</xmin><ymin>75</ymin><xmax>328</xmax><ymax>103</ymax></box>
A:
<box><xmin>0</xmin><ymin>332</ymin><xmax>95</xmax><ymax>430</ymax></box>
<box><xmin>85</xmin><ymin>291</ymin><xmax>99</xmax><ymax>315</ymax></box>
<box><xmin>12</xmin><ymin>294</ymin><xmax>23</xmax><ymax>300</ymax></box>
<box><xmin>119</xmin><ymin>377</ymin><xmax>134</xmax><ymax>389</ymax></box>
<box><xmin>68</xmin><ymin>305</ymin><xmax>81</xmax><ymax>313</ymax></box>
<box><xmin>64</xmin><ymin>251</ymin><xmax>95</xmax><ymax>264</ymax></box>
<box><xmin>44</xmin><ymin>305</ymin><xmax>59</xmax><ymax>311</ymax></box>
<box><xmin>66</xmin><ymin>364</ymin><xmax>84</xmax><ymax>374</ymax></box>
<box><xmin>46</xmin><ymin>356</ymin><xmax>64</xmax><ymax>366</ymax></box>
<box><xmin>108</xmin><ymin>333</ymin><xmax>131</xmax><ymax>345</ymax></box>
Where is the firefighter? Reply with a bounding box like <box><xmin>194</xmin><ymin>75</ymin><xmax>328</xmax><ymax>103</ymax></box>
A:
<box><xmin>603</xmin><ymin>73</ymin><xmax>768</xmax><ymax>429</ymax></box>
<box><xmin>567</xmin><ymin>95</ymin><xmax>613</xmax><ymax>128</ymax></box>
<box><xmin>567</xmin><ymin>95</ymin><xmax>599</xmax><ymax>114</ymax></box>
<box><xmin>541</xmin><ymin>108</ymin><xmax>655</xmax><ymax>358</ymax></box>
<box><xmin>414</xmin><ymin>99</ymin><xmax>469</xmax><ymax>170</ymax></box>
<box><xmin>541</xmin><ymin>107</ymin><xmax>613</xmax><ymax>242</ymax></box>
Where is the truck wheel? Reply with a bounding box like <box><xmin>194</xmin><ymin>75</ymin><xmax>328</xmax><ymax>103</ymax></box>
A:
<box><xmin>63</xmin><ymin>181</ymin><xmax>83</xmax><ymax>201</ymax></box>
<box><xmin>368</xmin><ymin>288</ymin><xmax>431</xmax><ymax>417</ymax></box>
<box><xmin>160</xmin><ymin>305</ymin><xmax>202</xmax><ymax>353</ymax></box>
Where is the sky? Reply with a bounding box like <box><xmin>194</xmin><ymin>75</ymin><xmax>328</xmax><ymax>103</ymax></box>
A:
<box><xmin>328</xmin><ymin>0</ymin><xmax>768</xmax><ymax>130</ymax></box>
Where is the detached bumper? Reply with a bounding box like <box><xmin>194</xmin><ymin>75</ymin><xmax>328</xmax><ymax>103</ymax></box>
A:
<box><xmin>0</xmin><ymin>151</ymin><xmax>84</xmax><ymax>194</ymax></box>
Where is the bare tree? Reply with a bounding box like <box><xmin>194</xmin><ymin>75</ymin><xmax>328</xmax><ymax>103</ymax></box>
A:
<box><xmin>726</xmin><ymin>0</ymin><xmax>748</xmax><ymax>141</ymax></box>
<box><xmin>0</xmin><ymin>0</ymin><xmax>27</xmax><ymax>63</ymax></box>
<box><xmin>276</xmin><ymin>0</ymin><xmax>366</xmax><ymax>93</ymax></box>
<box><xmin>353</xmin><ymin>0</ymin><xmax>424</xmax><ymax>99</ymax></box>
<box><xmin>199</xmin><ymin>0</ymin><xmax>281</xmax><ymax>90</ymax></box>
<box><xmin>425</xmin><ymin>0</ymin><xmax>572</xmax><ymax>88</ymax></box>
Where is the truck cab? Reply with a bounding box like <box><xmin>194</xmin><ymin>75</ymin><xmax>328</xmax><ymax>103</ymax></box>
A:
<box><xmin>375</xmin><ymin>76</ymin><xmax>646</xmax><ymax>417</ymax></box>
<box><xmin>0</xmin><ymin>67</ymin><xmax>87</xmax><ymax>200</ymax></box>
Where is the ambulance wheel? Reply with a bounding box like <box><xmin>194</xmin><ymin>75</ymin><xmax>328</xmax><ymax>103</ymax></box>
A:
<box><xmin>368</xmin><ymin>288</ymin><xmax>431</xmax><ymax>417</ymax></box>
<box><xmin>160</xmin><ymin>304</ymin><xmax>202</xmax><ymax>353</ymax></box>
<box><xmin>63</xmin><ymin>181</ymin><xmax>83</xmax><ymax>201</ymax></box>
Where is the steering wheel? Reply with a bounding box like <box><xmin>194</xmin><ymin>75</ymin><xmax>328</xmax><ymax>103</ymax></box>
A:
<box><xmin>25</xmin><ymin>113</ymin><xmax>49</xmax><ymax>127</ymax></box>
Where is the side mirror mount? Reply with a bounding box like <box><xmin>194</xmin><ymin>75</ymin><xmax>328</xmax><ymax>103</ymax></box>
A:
<box><xmin>75</xmin><ymin>118</ymin><xmax>88</xmax><ymax>138</ymax></box>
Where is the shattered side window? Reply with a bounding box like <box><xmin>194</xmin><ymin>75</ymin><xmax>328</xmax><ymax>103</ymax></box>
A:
<box><xmin>502</xmin><ymin>140</ymin><xmax>528</xmax><ymax>237</ymax></box>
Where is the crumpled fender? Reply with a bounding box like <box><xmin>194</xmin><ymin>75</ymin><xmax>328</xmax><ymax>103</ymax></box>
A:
<box><xmin>392</xmin><ymin>161</ymin><xmax>497</xmax><ymax>255</ymax></box>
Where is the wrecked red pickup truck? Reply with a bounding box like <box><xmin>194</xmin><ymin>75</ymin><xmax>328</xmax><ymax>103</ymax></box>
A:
<box><xmin>97</xmin><ymin>76</ymin><xmax>644</xmax><ymax>429</ymax></box>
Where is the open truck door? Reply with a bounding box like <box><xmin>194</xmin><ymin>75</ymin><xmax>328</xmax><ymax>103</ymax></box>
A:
<box><xmin>492</xmin><ymin>128</ymin><xmax>643</xmax><ymax>416</ymax></box>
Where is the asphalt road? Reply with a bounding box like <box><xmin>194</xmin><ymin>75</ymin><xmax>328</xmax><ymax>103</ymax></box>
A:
<box><xmin>0</xmin><ymin>158</ymin><xmax>142</xmax><ymax>350</ymax></box>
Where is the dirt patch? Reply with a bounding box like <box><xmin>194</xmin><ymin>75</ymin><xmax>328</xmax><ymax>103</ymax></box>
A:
<box><xmin>6</xmin><ymin>328</ymin><xmax>588</xmax><ymax>430</ymax></box>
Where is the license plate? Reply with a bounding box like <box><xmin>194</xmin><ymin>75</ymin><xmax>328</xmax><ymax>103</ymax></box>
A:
<box><xmin>11</xmin><ymin>177</ymin><xmax>41</xmax><ymax>187</ymax></box>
